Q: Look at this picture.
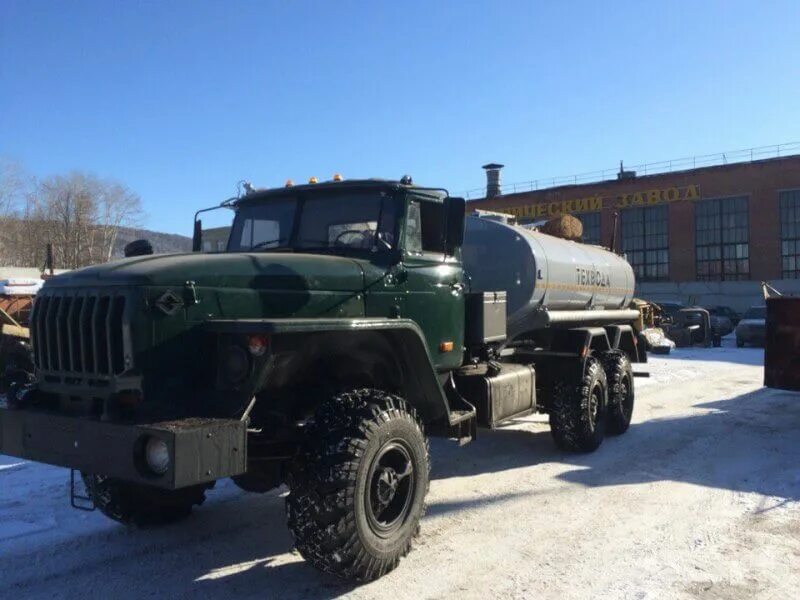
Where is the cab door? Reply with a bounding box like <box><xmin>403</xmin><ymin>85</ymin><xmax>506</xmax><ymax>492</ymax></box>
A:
<box><xmin>401</xmin><ymin>199</ymin><xmax>465</xmax><ymax>371</ymax></box>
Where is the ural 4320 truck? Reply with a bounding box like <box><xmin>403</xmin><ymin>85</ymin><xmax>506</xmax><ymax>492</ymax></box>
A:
<box><xmin>0</xmin><ymin>177</ymin><xmax>645</xmax><ymax>581</ymax></box>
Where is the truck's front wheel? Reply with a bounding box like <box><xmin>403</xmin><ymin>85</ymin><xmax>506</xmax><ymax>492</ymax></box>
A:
<box><xmin>81</xmin><ymin>474</ymin><xmax>210</xmax><ymax>526</ymax></box>
<box><xmin>287</xmin><ymin>389</ymin><xmax>430</xmax><ymax>581</ymax></box>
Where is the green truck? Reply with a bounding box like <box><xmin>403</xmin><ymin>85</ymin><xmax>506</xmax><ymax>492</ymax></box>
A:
<box><xmin>0</xmin><ymin>177</ymin><xmax>645</xmax><ymax>580</ymax></box>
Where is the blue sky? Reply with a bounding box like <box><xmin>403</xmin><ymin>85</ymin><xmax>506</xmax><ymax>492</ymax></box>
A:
<box><xmin>2</xmin><ymin>0</ymin><xmax>799</xmax><ymax>235</ymax></box>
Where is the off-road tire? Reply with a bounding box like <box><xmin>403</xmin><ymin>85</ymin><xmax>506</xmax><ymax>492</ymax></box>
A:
<box><xmin>286</xmin><ymin>389</ymin><xmax>430</xmax><ymax>581</ymax></box>
<box><xmin>549</xmin><ymin>356</ymin><xmax>608</xmax><ymax>453</ymax></box>
<box><xmin>81</xmin><ymin>474</ymin><xmax>210</xmax><ymax>527</ymax></box>
<box><xmin>601</xmin><ymin>350</ymin><xmax>634</xmax><ymax>435</ymax></box>
<box><xmin>0</xmin><ymin>336</ymin><xmax>33</xmax><ymax>395</ymax></box>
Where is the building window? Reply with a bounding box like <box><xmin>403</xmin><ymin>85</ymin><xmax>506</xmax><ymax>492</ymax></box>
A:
<box><xmin>780</xmin><ymin>189</ymin><xmax>800</xmax><ymax>278</ymax></box>
<box><xmin>576</xmin><ymin>212</ymin><xmax>601</xmax><ymax>245</ymax></box>
<box><xmin>621</xmin><ymin>205</ymin><xmax>669</xmax><ymax>281</ymax></box>
<box><xmin>695</xmin><ymin>196</ymin><xmax>749</xmax><ymax>281</ymax></box>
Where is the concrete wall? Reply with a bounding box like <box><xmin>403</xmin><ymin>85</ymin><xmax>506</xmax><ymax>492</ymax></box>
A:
<box><xmin>637</xmin><ymin>279</ymin><xmax>800</xmax><ymax>313</ymax></box>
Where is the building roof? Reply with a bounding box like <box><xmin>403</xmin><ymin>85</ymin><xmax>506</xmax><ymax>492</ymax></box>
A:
<box><xmin>470</xmin><ymin>154</ymin><xmax>800</xmax><ymax>203</ymax></box>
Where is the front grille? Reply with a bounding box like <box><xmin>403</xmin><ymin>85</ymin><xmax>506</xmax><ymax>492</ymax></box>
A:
<box><xmin>31</xmin><ymin>290</ymin><xmax>132</xmax><ymax>377</ymax></box>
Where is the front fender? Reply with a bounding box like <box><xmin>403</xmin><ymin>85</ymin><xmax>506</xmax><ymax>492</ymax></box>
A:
<box><xmin>204</xmin><ymin>318</ymin><xmax>453</xmax><ymax>424</ymax></box>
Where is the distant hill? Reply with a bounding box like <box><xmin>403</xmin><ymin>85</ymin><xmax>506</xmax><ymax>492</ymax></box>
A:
<box><xmin>111</xmin><ymin>227</ymin><xmax>192</xmax><ymax>257</ymax></box>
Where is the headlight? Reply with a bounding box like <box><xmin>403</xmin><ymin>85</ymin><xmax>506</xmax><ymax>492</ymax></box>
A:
<box><xmin>144</xmin><ymin>437</ymin><xmax>170</xmax><ymax>475</ymax></box>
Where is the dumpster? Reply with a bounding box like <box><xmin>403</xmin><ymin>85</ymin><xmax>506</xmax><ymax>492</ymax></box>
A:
<box><xmin>764</xmin><ymin>296</ymin><xmax>800</xmax><ymax>391</ymax></box>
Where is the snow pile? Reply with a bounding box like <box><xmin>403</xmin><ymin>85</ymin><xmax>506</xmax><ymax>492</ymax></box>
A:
<box><xmin>0</xmin><ymin>278</ymin><xmax>43</xmax><ymax>296</ymax></box>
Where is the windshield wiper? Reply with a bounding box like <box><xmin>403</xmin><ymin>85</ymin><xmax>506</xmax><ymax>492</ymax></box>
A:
<box><xmin>248</xmin><ymin>239</ymin><xmax>287</xmax><ymax>251</ymax></box>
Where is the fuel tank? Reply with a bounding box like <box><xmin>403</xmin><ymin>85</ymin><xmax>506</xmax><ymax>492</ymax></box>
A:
<box><xmin>462</xmin><ymin>216</ymin><xmax>635</xmax><ymax>340</ymax></box>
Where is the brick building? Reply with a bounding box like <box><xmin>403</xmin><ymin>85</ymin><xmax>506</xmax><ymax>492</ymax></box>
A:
<box><xmin>469</xmin><ymin>154</ymin><xmax>800</xmax><ymax>310</ymax></box>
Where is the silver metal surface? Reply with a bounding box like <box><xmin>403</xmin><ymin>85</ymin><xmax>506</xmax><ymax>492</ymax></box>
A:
<box><xmin>462</xmin><ymin>216</ymin><xmax>635</xmax><ymax>340</ymax></box>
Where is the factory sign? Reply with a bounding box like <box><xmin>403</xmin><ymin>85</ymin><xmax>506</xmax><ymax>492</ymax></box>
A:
<box><xmin>503</xmin><ymin>184</ymin><xmax>701</xmax><ymax>218</ymax></box>
<box><xmin>615</xmin><ymin>184</ymin><xmax>700</xmax><ymax>208</ymax></box>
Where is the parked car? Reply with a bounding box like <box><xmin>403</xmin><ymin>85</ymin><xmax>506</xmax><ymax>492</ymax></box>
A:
<box><xmin>703</xmin><ymin>307</ymin><xmax>735</xmax><ymax>337</ymax></box>
<box><xmin>735</xmin><ymin>306</ymin><xmax>767</xmax><ymax>347</ymax></box>
<box><xmin>668</xmin><ymin>307</ymin><xmax>715</xmax><ymax>347</ymax></box>
<box><xmin>656</xmin><ymin>301</ymin><xmax>685</xmax><ymax>322</ymax></box>
<box><xmin>658</xmin><ymin>302</ymin><xmax>733</xmax><ymax>344</ymax></box>
<box><xmin>707</xmin><ymin>305</ymin><xmax>740</xmax><ymax>326</ymax></box>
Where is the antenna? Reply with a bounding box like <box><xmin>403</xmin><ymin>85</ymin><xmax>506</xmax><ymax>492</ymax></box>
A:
<box><xmin>609</xmin><ymin>211</ymin><xmax>619</xmax><ymax>254</ymax></box>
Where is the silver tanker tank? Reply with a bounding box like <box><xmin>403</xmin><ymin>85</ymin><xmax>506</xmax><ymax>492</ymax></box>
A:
<box><xmin>462</xmin><ymin>215</ymin><xmax>637</xmax><ymax>341</ymax></box>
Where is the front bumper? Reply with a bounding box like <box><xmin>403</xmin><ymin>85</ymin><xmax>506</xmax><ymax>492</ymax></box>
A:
<box><xmin>0</xmin><ymin>407</ymin><xmax>247</xmax><ymax>489</ymax></box>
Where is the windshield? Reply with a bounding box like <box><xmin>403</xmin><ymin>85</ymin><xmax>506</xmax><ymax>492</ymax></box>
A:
<box><xmin>742</xmin><ymin>307</ymin><xmax>766</xmax><ymax>320</ymax></box>
<box><xmin>227</xmin><ymin>190</ymin><xmax>399</xmax><ymax>253</ymax></box>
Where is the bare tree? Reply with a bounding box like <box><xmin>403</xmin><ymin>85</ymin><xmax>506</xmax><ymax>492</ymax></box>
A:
<box><xmin>96</xmin><ymin>180</ymin><xmax>144</xmax><ymax>262</ymax></box>
<box><xmin>36</xmin><ymin>174</ymin><xmax>94</xmax><ymax>268</ymax></box>
<box><xmin>0</xmin><ymin>159</ymin><xmax>38</xmax><ymax>265</ymax></box>
<box><xmin>0</xmin><ymin>159</ymin><xmax>29</xmax><ymax>217</ymax></box>
<box><xmin>0</xmin><ymin>165</ymin><xmax>144</xmax><ymax>269</ymax></box>
<box><xmin>32</xmin><ymin>173</ymin><xmax>144</xmax><ymax>269</ymax></box>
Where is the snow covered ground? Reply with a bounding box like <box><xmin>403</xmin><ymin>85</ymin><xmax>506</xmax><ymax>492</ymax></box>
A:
<box><xmin>2</xmin><ymin>340</ymin><xmax>799</xmax><ymax>599</ymax></box>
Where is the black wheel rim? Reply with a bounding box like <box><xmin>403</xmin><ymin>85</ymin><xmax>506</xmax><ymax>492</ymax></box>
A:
<box><xmin>365</xmin><ymin>439</ymin><xmax>416</xmax><ymax>538</ymax></box>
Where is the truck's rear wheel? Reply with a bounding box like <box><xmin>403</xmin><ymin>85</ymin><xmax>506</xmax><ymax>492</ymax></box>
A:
<box><xmin>602</xmin><ymin>350</ymin><xmax>634</xmax><ymax>435</ymax></box>
<box><xmin>81</xmin><ymin>474</ymin><xmax>210</xmax><ymax>526</ymax></box>
<box><xmin>549</xmin><ymin>356</ymin><xmax>608</xmax><ymax>453</ymax></box>
<box><xmin>287</xmin><ymin>389</ymin><xmax>429</xmax><ymax>581</ymax></box>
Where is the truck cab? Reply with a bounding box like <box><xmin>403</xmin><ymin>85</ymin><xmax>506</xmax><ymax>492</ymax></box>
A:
<box><xmin>220</xmin><ymin>179</ymin><xmax>467</xmax><ymax>371</ymax></box>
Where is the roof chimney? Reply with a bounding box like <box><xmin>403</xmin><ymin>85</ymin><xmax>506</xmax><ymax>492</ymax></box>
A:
<box><xmin>617</xmin><ymin>160</ymin><xmax>636</xmax><ymax>180</ymax></box>
<box><xmin>482</xmin><ymin>163</ymin><xmax>504</xmax><ymax>198</ymax></box>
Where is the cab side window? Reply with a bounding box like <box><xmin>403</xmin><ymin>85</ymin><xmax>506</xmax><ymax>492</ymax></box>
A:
<box><xmin>406</xmin><ymin>200</ymin><xmax>445</xmax><ymax>255</ymax></box>
<box><xmin>406</xmin><ymin>201</ymin><xmax>423</xmax><ymax>254</ymax></box>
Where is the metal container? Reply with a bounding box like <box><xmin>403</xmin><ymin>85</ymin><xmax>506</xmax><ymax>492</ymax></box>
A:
<box><xmin>462</xmin><ymin>216</ymin><xmax>635</xmax><ymax>340</ymax></box>
<box><xmin>764</xmin><ymin>296</ymin><xmax>800</xmax><ymax>391</ymax></box>
<box><xmin>454</xmin><ymin>362</ymin><xmax>535</xmax><ymax>428</ymax></box>
<box><xmin>0</xmin><ymin>295</ymin><xmax>34</xmax><ymax>327</ymax></box>
<box><xmin>465</xmin><ymin>291</ymin><xmax>507</xmax><ymax>345</ymax></box>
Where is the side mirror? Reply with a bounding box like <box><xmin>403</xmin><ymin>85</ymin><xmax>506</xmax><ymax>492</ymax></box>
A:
<box><xmin>444</xmin><ymin>196</ymin><xmax>466</xmax><ymax>255</ymax></box>
<box><xmin>192</xmin><ymin>219</ymin><xmax>203</xmax><ymax>252</ymax></box>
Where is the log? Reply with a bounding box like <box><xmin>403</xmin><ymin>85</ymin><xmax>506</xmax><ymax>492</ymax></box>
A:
<box><xmin>539</xmin><ymin>214</ymin><xmax>584</xmax><ymax>241</ymax></box>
